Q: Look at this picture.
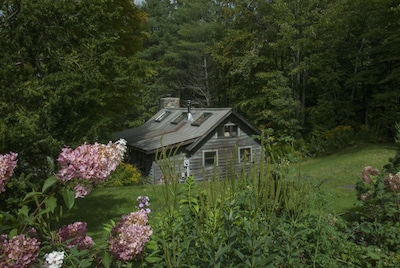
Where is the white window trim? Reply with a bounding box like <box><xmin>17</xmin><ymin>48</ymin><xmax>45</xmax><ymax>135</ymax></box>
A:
<box><xmin>202</xmin><ymin>150</ymin><xmax>218</xmax><ymax>166</ymax></box>
<box><xmin>238</xmin><ymin>146</ymin><xmax>253</xmax><ymax>163</ymax></box>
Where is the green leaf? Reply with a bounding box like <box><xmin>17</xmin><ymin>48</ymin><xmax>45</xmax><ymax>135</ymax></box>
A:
<box><xmin>18</xmin><ymin>205</ymin><xmax>30</xmax><ymax>218</ymax></box>
<box><xmin>367</xmin><ymin>251</ymin><xmax>381</xmax><ymax>260</ymax></box>
<box><xmin>61</xmin><ymin>188</ymin><xmax>75</xmax><ymax>210</ymax></box>
<box><xmin>8</xmin><ymin>229</ymin><xmax>18</xmax><ymax>239</ymax></box>
<box><xmin>23</xmin><ymin>191</ymin><xmax>42</xmax><ymax>201</ymax></box>
<box><xmin>145</xmin><ymin>256</ymin><xmax>163</xmax><ymax>263</ymax></box>
<box><xmin>145</xmin><ymin>240</ymin><xmax>159</xmax><ymax>250</ymax></box>
<box><xmin>234</xmin><ymin>249</ymin><xmax>245</xmax><ymax>261</ymax></box>
<box><xmin>102</xmin><ymin>251</ymin><xmax>113</xmax><ymax>268</ymax></box>
<box><xmin>42</xmin><ymin>175</ymin><xmax>58</xmax><ymax>193</ymax></box>
<box><xmin>43</xmin><ymin>196</ymin><xmax>58</xmax><ymax>214</ymax></box>
<box><xmin>38</xmin><ymin>196</ymin><xmax>57</xmax><ymax>215</ymax></box>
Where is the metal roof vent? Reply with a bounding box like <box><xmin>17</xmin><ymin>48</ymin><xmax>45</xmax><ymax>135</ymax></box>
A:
<box><xmin>187</xmin><ymin>100</ymin><xmax>193</xmax><ymax>122</ymax></box>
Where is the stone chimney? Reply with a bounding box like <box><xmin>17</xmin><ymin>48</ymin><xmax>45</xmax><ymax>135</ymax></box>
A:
<box><xmin>159</xmin><ymin>97</ymin><xmax>180</xmax><ymax>109</ymax></box>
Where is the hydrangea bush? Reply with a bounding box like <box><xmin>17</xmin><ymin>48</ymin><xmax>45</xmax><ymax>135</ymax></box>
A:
<box><xmin>0</xmin><ymin>234</ymin><xmax>40</xmax><ymax>268</ymax></box>
<box><xmin>0</xmin><ymin>139</ymin><xmax>152</xmax><ymax>267</ymax></box>
<box><xmin>0</xmin><ymin>152</ymin><xmax>18</xmax><ymax>193</ymax></box>
<box><xmin>108</xmin><ymin>210</ymin><xmax>152</xmax><ymax>261</ymax></box>
<box><xmin>355</xmin><ymin>166</ymin><xmax>400</xmax><ymax>253</ymax></box>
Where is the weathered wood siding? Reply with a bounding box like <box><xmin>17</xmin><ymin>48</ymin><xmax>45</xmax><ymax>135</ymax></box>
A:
<box><xmin>188</xmin><ymin>118</ymin><xmax>261</xmax><ymax>181</ymax></box>
<box><xmin>149</xmin><ymin>153</ymin><xmax>187</xmax><ymax>184</ymax></box>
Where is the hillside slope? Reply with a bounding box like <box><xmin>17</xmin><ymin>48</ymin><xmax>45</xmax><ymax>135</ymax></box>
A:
<box><xmin>294</xmin><ymin>143</ymin><xmax>397</xmax><ymax>212</ymax></box>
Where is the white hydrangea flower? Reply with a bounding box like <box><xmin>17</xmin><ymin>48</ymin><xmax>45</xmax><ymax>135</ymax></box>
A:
<box><xmin>44</xmin><ymin>251</ymin><xmax>65</xmax><ymax>268</ymax></box>
<box><xmin>115</xmin><ymin>138</ymin><xmax>127</xmax><ymax>157</ymax></box>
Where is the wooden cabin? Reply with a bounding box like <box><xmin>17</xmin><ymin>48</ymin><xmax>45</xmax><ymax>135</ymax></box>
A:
<box><xmin>114</xmin><ymin>98</ymin><xmax>262</xmax><ymax>183</ymax></box>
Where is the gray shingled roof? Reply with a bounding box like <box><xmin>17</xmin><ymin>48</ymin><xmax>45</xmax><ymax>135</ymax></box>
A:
<box><xmin>114</xmin><ymin>107</ymin><xmax>260</xmax><ymax>154</ymax></box>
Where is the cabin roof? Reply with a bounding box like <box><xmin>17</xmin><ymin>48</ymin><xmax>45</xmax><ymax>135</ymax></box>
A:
<box><xmin>114</xmin><ymin>107</ymin><xmax>260</xmax><ymax>154</ymax></box>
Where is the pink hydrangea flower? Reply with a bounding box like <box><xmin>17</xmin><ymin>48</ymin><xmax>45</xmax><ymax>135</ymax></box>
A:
<box><xmin>57</xmin><ymin>222</ymin><xmax>94</xmax><ymax>250</ymax></box>
<box><xmin>384</xmin><ymin>172</ymin><xmax>400</xmax><ymax>192</ymax></box>
<box><xmin>0</xmin><ymin>234</ymin><xmax>40</xmax><ymax>268</ymax></box>
<box><xmin>108</xmin><ymin>210</ymin><xmax>152</xmax><ymax>261</ymax></box>
<box><xmin>361</xmin><ymin>166</ymin><xmax>379</xmax><ymax>183</ymax></box>
<box><xmin>56</xmin><ymin>139</ymin><xmax>127</xmax><ymax>198</ymax></box>
<box><xmin>73</xmin><ymin>184</ymin><xmax>93</xmax><ymax>198</ymax></box>
<box><xmin>0</xmin><ymin>152</ymin><xmax>18</xmax><ymax>193</ymax></box>
<box><xmin>360</xmin><ymin>191</ymin><xmax>371</xmax><ymax>201</ymax></box>
<box><xmin>56</xmin><ymin>139</ymin><xmax>127</xmax><ymax>183</ymax></box>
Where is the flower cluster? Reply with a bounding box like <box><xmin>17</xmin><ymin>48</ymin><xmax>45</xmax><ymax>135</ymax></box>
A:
<box><xmin>44</xmin><ymin>251</ymin><xmax>65</xmax><ymax>268</ymax></box>
<box><xmin>56</xmin><ymin>139</ymin><xmax>127</xmax><ymax>197</ymax></box>
<box><xmin>0</xmin><ymin>234</ymin><xmax>40</xmax><ymax>268</ymax></box>
<box><xmin>108</xmin><ymin>210</ymin><xmax>152</xmax><ymax>261</ymax></box>
<box><xmin>360</xmin><ymin>191</ymin><xmax>371</xmax><ymax>201</ymax></box>
<box><xmin>73</xmin><ymin>184</ymin><xmax>93</xmax><ymax>199</ymax></box>
<box><xmin>384</xmin><ymin>172</ymin><xmax>400</xmax><ymax>192</ymax></box>
<box><xmin>361</xmin><ymin>166</ymin><xmax>379</xmax><ymax>183</ymax></box>
<box><xmin>0</xmin><ymin>152</ymin><xmax>18</xmax><ymax>193</ymax></box>
<box><xmin>137</xmin><ymin>195</ymin><xmax>151</xmax><ymax>214</ymax></box>
<box><xmin>57</xmin><ymin>222</ymin><xmax>94</xmax><ymax>250</ymax></box>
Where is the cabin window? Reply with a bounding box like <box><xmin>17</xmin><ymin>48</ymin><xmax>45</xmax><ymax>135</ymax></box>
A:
<box><xmin>171</xmin><ymin>112</ymin><xmax>187</xmax><ymax>124</ymax></box>
<box><xmin>239</xmin><ymin>146</ymin><xmax>252</xmax><ymax>163</ymax></box>
<box><xmin>155</xmin><ymin>111</ymin><xmax>171</xmax><ymax>122</ymax></box>
<box><xmin>202</xmin><ymin>150</ymin><xmax>218</xmax><ymax>166</ymax></box>
<box><xmin>191</xmin><ymin>112</ymin><xmax>212</xmax><ymax>126</ymax></box>
<box><xmin>218</xmin><ymin>122</ymin><xmax>238</xmax><ymax>137</ymax></box>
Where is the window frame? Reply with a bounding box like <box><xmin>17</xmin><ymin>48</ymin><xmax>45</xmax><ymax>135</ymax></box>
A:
<box><xmin>154</xmin><ymin>111</ymin><xmax>171</xmax><ymax>122</ymax></box>
<box><xmin>191</xmin><ymin>112</ymin><xmax>212</xmax><ymax>126</ymax></box>
<box><xmin>217</xmin><ymin>122</ymin><xmax>239</xmax><ymax>138</ymax></box>
<box><xmin>202</xmin><ymin>150</ymin><xmax>218</xmax><ymax>166</ymax></box>
<box><xmin>171</xmin><ymin>112</ymin><xmax>187</xmax><ymax>124</ymax></box>
<box><xmin>238</xmin><ymin>146</ymin><xmax>253</xmax><ymax>163</ymax></box>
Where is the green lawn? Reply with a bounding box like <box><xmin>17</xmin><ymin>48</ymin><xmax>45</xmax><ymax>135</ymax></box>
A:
<box><xmin>63</xmin><ymin>142</ymin><xmax>397</xmax><ymax>246</ymax></box>
<box><xmin>62</xmin><ymin>184</ymin><xmax>162</xmax><ymax>245</ymax></box>
<box><xmin>291</xmin><ymin>142</ymin><xmax>397</xmax><ymax>213</ymax></box>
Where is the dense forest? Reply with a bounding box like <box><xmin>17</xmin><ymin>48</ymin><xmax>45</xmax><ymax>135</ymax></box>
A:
<box><xmin>138</xmin><ymin>0</ymin><xmax>400</xmax><ymax>141</ymax></box>
<box><xmin>1</xmin><ymin>0</ymin><xmax>399</xmax><ymax>173</ymax></box>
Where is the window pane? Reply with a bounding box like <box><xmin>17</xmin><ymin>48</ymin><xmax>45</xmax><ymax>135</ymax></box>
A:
<box><xmin>204</xmin><ymin>151</ymin><xmax>217</xmax><ymax>166</ymax></box>
<box><xmin>155</xmin><ymin>111</ymin><xmax>171</xmax><ymax>122</ymax></box>
<box><xmin>192</xmin><ymin>112</ymin><xmax>212</xmax><ymax>126</ymax></box>
<box><xmin>239</xmin><ymin>147</ymin><xmax>252</xmax><ymax>163</ymax></box>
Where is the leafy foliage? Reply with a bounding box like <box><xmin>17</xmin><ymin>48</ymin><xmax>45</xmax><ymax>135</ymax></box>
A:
<box><xmin>0</xmin><ymin>0</ymin><xmax>148</xmax><ymax>177</ymax></box>
<box><xmin>102</xmin><ymin>163</ymin><xmax>143</xmax><ymax>187</ymax></box>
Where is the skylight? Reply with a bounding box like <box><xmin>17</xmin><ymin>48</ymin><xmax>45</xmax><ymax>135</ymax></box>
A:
<box><xmin>154</xmin><ymin>111</ymin><xmax>171</xmax><ymax>122</ymax></box>
<box><xmin>191</xmin><ymin>112</ymin><xmax>212</xmax><ymax>126</ymax></box>
<box><xmin>171</xmin><ymin>112</ymin><xmax>187</xmax><ymax>124</ymax></box>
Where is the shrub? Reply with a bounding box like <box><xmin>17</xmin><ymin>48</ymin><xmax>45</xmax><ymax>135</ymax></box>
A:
<box><xmin>307</xmin><ymin>125</ymin><xmax>355</xmax><ymax>156</ymax></box>
<box><xmin>0</xmin><ymin>140</ymin><xmax>153</xmax><ymax>268</ymax></box>
<box><xmin>354</xmin><ymin>166</ymin><xmax>400</xmax><ymax>254</ymax></box>
<box><xmin>102</xmin><ymin>162</ymin><xmax>143</xmax><ymax>187</ymax></box>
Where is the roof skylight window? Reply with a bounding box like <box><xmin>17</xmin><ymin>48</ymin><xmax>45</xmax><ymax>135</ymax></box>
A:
<box><xmin>171</xmin><ymin>112</ymin><xmax>187</xmax><ymax>124</ymax></box>
<box><xmin>154</xmin><ymin>111</ymin><xmax>171</xmax><ymax>122</ymax></box>
<box><xmin>191</xmin><ymin>112</ymin><xmax>212</xmax><ymax>126</ymax></box>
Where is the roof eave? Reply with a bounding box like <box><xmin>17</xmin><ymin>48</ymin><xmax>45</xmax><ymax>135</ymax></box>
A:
<box><xmin>128</xmin><ymin>138</ymin><xmax>198</xmax><ymax>155</ymax></box>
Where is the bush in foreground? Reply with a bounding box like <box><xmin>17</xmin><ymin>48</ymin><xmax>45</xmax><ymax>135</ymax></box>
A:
<box><xmin>0</xmin><ymin>139</ymin><xmax>152</xmax><ymax>267</ymax></box>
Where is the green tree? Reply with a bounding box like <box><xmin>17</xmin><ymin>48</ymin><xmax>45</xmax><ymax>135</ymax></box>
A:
<box><xmin>306</xmin><ymin>0</ymin><xmax>400</xmax><ymax>136</ymax></box>
<box><xmin>140</xmin><ymin>0</ymin><xmax>224</xmax><ymax>108</ymax></box>
<box><xmin>138</xmin><ymin>0</ymin><xmax>181</xmax><ymax>115</ymax></box>
<box><xmin>0</xmin><ymin>0</ymin><xmax>148</xmax><ymax>175</ymax></box>
<box><xmin>209</xmin><ymin>0</ymin><xmax>303</xmax><ymax>137</ymax></box>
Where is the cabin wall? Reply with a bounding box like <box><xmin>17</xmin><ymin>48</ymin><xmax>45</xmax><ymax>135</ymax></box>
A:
<box><xmin>188</xmin><ymin>120</ymin><xmax>261</xmax><ymax>181</ymax></box>
<box><xmin>148</xmin><ymin>153</ymin><xmax>187</xmax><ymax>184</ymax></box>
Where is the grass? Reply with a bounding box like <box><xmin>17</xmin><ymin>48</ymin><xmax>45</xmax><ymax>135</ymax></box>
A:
<box><xmin>63</xmin><ymin>142</ymin><xmax>397</xmax><ymax>246</ymax></box>
<box><xmin>291</xmin><ymin>142</ymin><xmax>397</xmax><ymax>213</ymax></box>
<box><xmin>62</xmin><ymin>184</ymin><xmax>161</xmax><ymax>245</ymax></box>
